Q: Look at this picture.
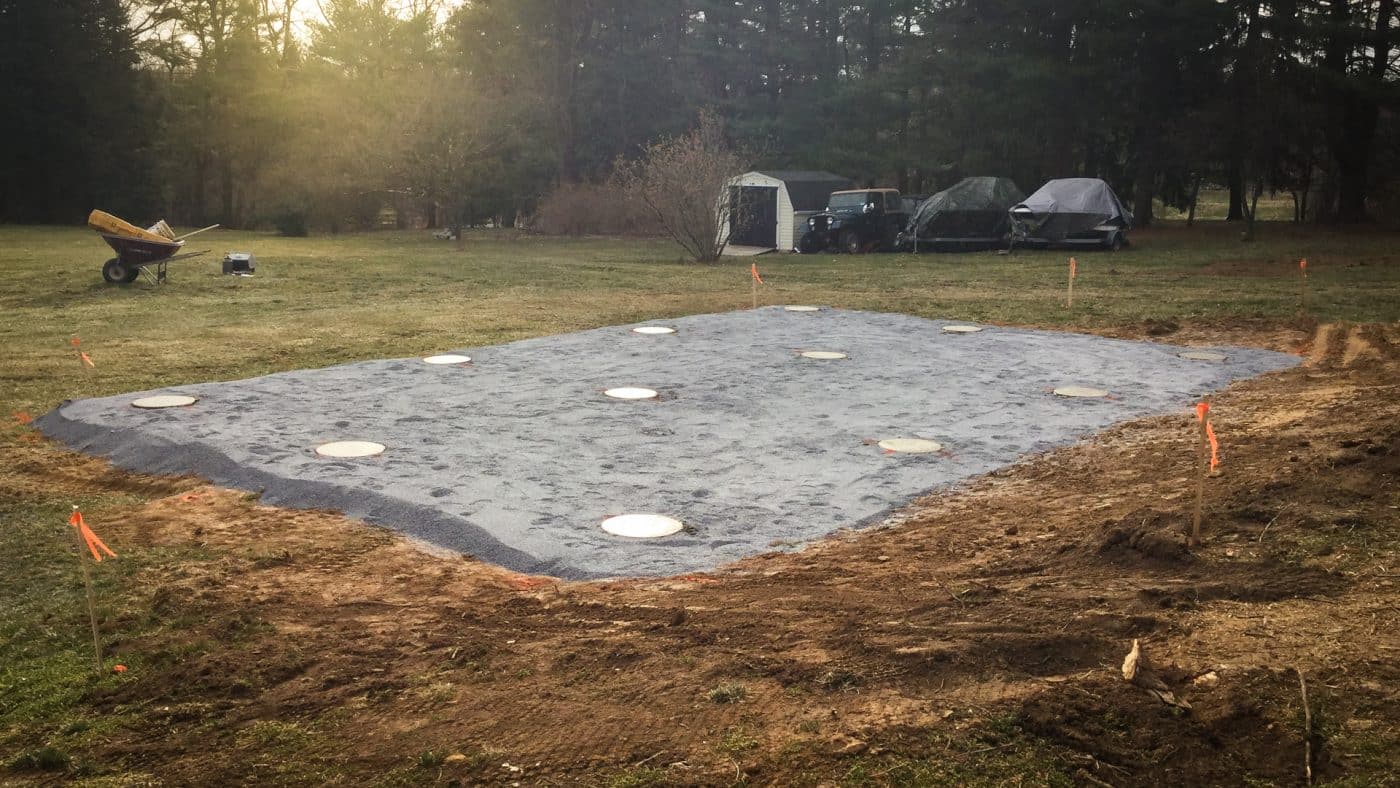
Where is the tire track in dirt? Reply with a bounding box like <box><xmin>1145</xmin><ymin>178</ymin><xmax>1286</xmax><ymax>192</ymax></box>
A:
<box><xmin>1302</xmin><ymin>320</ymin><xmax>1397</xmax><ymax>370</ymax></box>
<box><xmin>1342</xmin><ymin>328</ymin><xmax>1376</xmax><ymax>367</ymax></box>
<box><xmin>1304</xmin><ymin>322</ymin><xmax>1343</xmax><ymax>367</ymax></box>
<box><xmin>1360</xmin><ymin>323</ymin><xmax>1399</xmax><ymax>361</ymax></box>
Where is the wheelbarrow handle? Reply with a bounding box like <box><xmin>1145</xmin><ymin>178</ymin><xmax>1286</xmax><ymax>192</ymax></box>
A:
<box><xmin>175</xmin><ymin>224</ymin><xmax>221</xmax><ymax>241</ymax></box>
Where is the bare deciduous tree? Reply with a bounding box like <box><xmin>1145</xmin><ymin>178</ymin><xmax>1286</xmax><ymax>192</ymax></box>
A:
<box><xmin>397</xmin><ymin>75</ymin><xmax>517</xmax><ymax>247</ymax></box>
<box><xmin>617</xmin><ymin>111</ymin><xmax>749</xmax><ymax>264</ymax></box>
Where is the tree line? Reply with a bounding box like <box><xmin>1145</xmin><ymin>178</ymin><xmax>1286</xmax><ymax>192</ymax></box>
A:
<box><xmin>2</xmin><ymin>0</ymin><xmax>1396</xmax><ymax>230</ymax></box>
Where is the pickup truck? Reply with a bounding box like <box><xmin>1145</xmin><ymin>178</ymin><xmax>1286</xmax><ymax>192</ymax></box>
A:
<box><xmin>798</xmin><ymin>188</ymin><xmax>908</xmax><ymax>254</ymax></box>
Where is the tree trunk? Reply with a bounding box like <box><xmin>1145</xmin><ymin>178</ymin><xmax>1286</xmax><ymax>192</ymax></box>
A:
<box><xmin>866</xmin><ymin>0</ymin><xmax>883</xmax><ymax>73</ymax></box>
<box><xmin>1226</xmin><ymin>2</ymin><xmax>1265</xmax><ymax>223</ymax></box>
<box><xmin>1299</xmin><ymin>166</ymin><xmax>1312</xmax><ymax>223</ymax></box>
<box><xmin>1133</xmin><ymin>175</ymin><xmax>1155</xmax><ymax>229</ymax></box>
<box><xmin>220</xmin><ymin>158</ymin><xmax>235</xmax><ymax>227</ymax></box>
<box><xmin>1335</xmin><ymin>156</ymin><xmax>1371</xmax><ymax>222</ymax></box>
<box><xmin>1227</xmin><ymin>165</ymin><xmax>1246</xmax><ymax>221</ymax></box>
<box><xmin>191</xmin><ymin>153</ymin><xmax>208</xmax><ymax>225</ymax></box>
<box><xmin>765</xmin><ymin>0</ymin><xmax>781</xmax><ymax>108</ymax></box>
<box><xmin>1242</xmin><ymin>179</ymin><xmax>1263</xmax><ymax>241</ymax></box>
<box><xmin>1186</xmin><ymin>175</ymin><xmax>1202</xmax><ymax>227</ymax></box>
<box><xmin>1322</xmin><ymin>0</ymin><xmax>1392</xmax><ymax>222</ymax></box>
<box><xmin>454</xmin><ymin>202</ymin><xmax>466</xmax><ymax>250</ymax></box>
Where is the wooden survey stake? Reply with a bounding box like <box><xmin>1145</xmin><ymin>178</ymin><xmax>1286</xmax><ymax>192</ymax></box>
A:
<box><xmin>1299</xmin><ymin>258</ymin><xmax>1308</xmax><ymax>313</ymax></box>
<box><xmin>1067</xmin><ymin>257</ymin><xmax>1077</xmax><ymax>308</ymax></box>
<box><xmin>750</xmin><ymin>262</ymin><xmax>763</xmax><ymax>309</ymax></box>
<box><xmin>69</xmin><ymin>507</ymin><xmax>117</xmax><ymax>671</ymax></box>
<box><xmin>1190</xmin><ymin>401</ymin><xmax>1220</xmax><ymax>548</ymax></box>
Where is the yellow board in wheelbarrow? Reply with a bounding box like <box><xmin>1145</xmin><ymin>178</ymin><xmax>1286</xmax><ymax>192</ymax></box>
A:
<box><xmin>86</xmin><ymin>209</ymin><xmax>175</xmax><ymax>245</ymax></box>
<box><xmin>86</xmin><ymin>210</ymin><xmax>218</xmax><ymax>284</ymax></box>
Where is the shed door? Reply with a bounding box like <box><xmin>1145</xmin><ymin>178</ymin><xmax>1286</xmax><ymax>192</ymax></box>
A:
<box><xmin>729</xmin><ymin>186</ymin><xmax>778</xmax><ymax>248</ymax></box>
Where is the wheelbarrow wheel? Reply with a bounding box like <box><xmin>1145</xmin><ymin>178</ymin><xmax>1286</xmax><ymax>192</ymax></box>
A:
<box><xmin>102</xmin><ymin>258</ymin><xmax>139</xmax><ymax>284</ymax></box>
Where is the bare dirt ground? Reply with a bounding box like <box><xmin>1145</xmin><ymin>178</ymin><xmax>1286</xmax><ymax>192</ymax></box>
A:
<box><xmin>6</xmin><ymin>320</ymin><xmax>1398</xmax><ymax>786</ymax></box>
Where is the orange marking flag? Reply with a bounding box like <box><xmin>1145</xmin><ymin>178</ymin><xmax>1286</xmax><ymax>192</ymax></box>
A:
<box><xmin>71</xmin><ymin>336</ymin><xmax>95</xmax><ymax>367</ymax></box>
<box><xmin>1300</xmin><ymin>258</ymin><xmax>1307</xmax><ymax>274</ymax></box>
<box><xmin>751</xmin><ymin>262</ymin><xmax>763</xmax><ymax>284</ymax></box>
<box><xmin>1195</xmin><ymin>402</ymin><xmax>1220</xmax><ymax>471</ymax></box>
<box><xmin>69</xmin><ymin>510</ymin><xmax>117</xmax><ymax>562</ymax></box>
<box><xmin>1069</xmin><ymin>257</ymin><xmax>1078</xmax><ymax>279</ymax></box>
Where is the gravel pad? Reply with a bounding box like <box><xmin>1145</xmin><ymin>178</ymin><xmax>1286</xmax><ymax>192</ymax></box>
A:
<box><xmin>38</xmin><ymin>308</ymin><xmax>1298</xmax><ymax>579</ymax></box>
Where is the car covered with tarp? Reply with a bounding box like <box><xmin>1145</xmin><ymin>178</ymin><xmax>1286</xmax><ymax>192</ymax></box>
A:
<box><xmin>1009</xmin><ymin>178</ymin><xmax>1132</xmax><ymax>250</ymax></box>
<box><xmin>897</xmin><ymin>177</ymin><xmax>1024</xmax><ymax>252</ymax></box>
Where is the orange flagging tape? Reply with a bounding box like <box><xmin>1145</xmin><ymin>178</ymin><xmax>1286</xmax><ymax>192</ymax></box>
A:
<box><xmin>751</xmin><ymin>262</ymin><xmax>763</xmax><ymax>284</ymax></box>
<box><xmin>1195</xmin><ymin>402</ymin><xmax>1220</xmax><ymax>471</ymax></box>
<box><xmin>70</xmin><ymin>336</ymin><xmax>81</xmax><ymax>347</ymax></box>
<box><xmin>1300</xmin><ymin>258</ymin><xmax>1307</xmax><ymax>272</ymax></box>
<box><xmin>1069</xmin><ymin>257</ymin><xmax>1077</xmax><ymax>278</ymax></box>
<box><xmin>69</xmin><ymin>510</ymin><xmax>117</xmax><ymax>562</ymax></box>
<box><xmin>79</xmin><ymin>352</ymin><xmax>95</xmax><ymax>368</ymax></box>
<box><xmin>506</xmin><ymin>575</ymin><xmax>552</xmax><ymax>590</ymax></box>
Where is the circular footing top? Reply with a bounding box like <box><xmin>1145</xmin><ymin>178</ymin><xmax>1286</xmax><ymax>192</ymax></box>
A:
<box><xmin>878</xmin><ymin>438</ymin><xmax>944</xmax><ymax>453</ymax></box>
<box><xmin>1179</xmin><ymin>350</ymin><xmax>1227</xmax><ymax>361</ymax></box>
<box><xmin>315</xmin><ymin>440</ymin><xmax>386</xmax><ymax>458</ymax></box>
<box><xmin>631</xmin><ymin>326</ymin><xmax>676</xmax><ymax>335</ymax></box>
<box><xmin>801</xmin><ymin>351</ymin><xmax>847</xmax><ymax>360</ymax></box>
<box><xmin>1053</xmin><ymin>386</ymin><xmax>1109</xmax><ymax>399</ymax></box>
<box><xmin>943</xmin><ymin>325</ymin><xmax>984</xmax><ymax>334</ymax></box>
<box><xmin>601</xmin><ymin>513</ymin><xmax>684</xmax><ymax>538</ymax></box>
<box><xmin>131</xmin><ymin>395</ymin><xmax>198</xmax><ymax>409</ymax></box>
<box><xmin>784</xmin><ymin>305</ymin><xmax>820</xmax><ymax>312</ymax></box>
<box><xmin>424</xmin><ymin>354</ymin><xmax>471</xmax><ymax>365</ymax></box>
<box><xmin>604</xmin><ymin>387</ymin><xmax>658</xmax><ymax>400</ymax></box>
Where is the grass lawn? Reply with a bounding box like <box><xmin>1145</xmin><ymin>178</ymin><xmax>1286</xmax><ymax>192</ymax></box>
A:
<box><xmin>1</xmin><ymin>221</ymin><xmax>1397</xmax><ymax>784</ymax></box>
<box><xmin>3</xmin><ymin>221</ymin><xmax>1397</xmax><ymax>418</ymax></box>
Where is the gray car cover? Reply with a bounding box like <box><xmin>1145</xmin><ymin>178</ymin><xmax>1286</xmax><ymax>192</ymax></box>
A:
<box><xmin>1010</xmin><ymin>178</ymin><xmax>1132</xmax><ymax>241</ymax></box>
<box><xmin>904</xmin><ymin>176</ymin><xmax>1025</xmax><ymax>244</ymax></box>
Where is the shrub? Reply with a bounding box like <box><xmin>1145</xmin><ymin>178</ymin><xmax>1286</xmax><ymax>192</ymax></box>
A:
<box><xmin>271</xmin><ymin>208</ymin><xmax>309</xmax><ymax>237</ymax></box>
<box><xmin>614</xmin><ymin>110</ymin><xmax>750</xmax><ymax>262</ymax></box>
<box><xmin>531</xmin><ymin>180</ymin><xmax>658</xmax><ymax>237</ymax></box>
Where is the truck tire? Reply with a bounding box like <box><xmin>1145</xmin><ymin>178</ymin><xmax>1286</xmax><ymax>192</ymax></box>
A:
<box><xmin>1107</xmin><ymin>232</ymin><xmax>1124</xmax><ymax>252</ymax></box>
<box><xmin>798</xmin><ymin>233</ymin><xmax>824</xmax><ymax>254</ymax></box>
<box><xmin>840</xmin><ymin>230</ymin><xmax>862</xmax><ymax>254</ymax></box>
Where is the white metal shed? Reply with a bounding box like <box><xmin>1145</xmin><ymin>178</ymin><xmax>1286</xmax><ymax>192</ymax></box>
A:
<box><xmin>722</xmin><ymin>170</ymin><xmax>854</xmax><ymax>252</ymax></box>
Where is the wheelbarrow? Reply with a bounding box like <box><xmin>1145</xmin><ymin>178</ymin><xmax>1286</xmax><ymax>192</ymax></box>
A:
<box><xmin>88</xmin><ymin>210</ymin><xmax>219</xmax><ymax>284</ymax></box>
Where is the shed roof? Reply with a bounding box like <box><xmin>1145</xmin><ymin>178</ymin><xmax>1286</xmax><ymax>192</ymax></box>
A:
<box><xmin>753</xmin><ymin>170</ymin><xmax>850</xmax><ymax>183</ymax></box>
<box><xmin>752</xmin><ymin>170</ymin><xmax>854</xmax><ymax>212</ymax></box>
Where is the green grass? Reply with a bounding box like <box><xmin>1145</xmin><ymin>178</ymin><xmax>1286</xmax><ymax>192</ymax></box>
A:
<box><xmin>0</xmin><ymin>221</ymin><xmax>1397</xmax><ymax>782</ymax></box>
<box><xmin>708</xmin><ymin>683</ymin><xmax>749</xmax><ymax>704</ymax></box>
<box><xmin>2</xmin><ymin>222</ymin><xmax>1398</xmax><ymax>420</ymax></box>
<box><xmin>1158</xmin><ymin>187</ymin><xmax>1301</xmax><ymax>222</ymax></box>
